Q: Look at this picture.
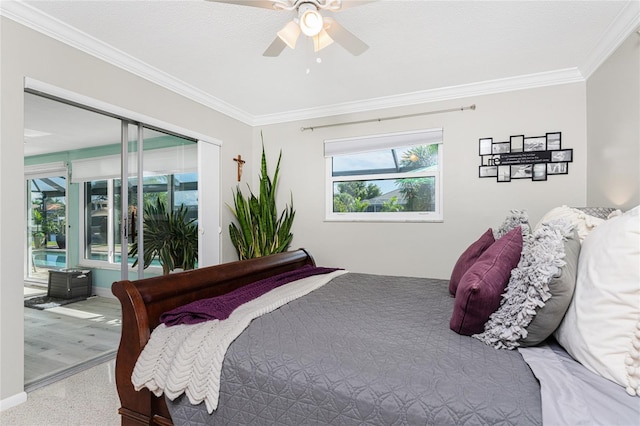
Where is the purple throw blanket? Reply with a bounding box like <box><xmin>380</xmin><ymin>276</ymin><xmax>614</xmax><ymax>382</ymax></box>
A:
<box><xmin>160</xmin><ymin>265</ymin><xmax>340</xmax><ymax>326</ymax></box>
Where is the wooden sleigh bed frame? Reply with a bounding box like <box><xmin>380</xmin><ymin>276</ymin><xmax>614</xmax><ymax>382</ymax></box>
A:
<box><xmin>111</xmin><ymin>249</ymin><xmax>315</xmax><ymax>426</ymax></box>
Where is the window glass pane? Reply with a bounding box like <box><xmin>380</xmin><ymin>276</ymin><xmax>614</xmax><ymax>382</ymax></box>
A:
<box><xmin>333</xmin><ymin>150</ymin><xmax>397</xmax><ymax>175</ymax></box>
<box><xmin>332</xmin><ymin>177</ymin><xmax>436</xmax><ymax>213</ymax></box>
<box><xmin>28</xmin><ymin>176</ymin><xmax>67</xmax><ymax>281</ymax></box>
<box><xmin>174</xmin><ymin>172</ymin><xmax>198</xmax><ymax>223</ymax></box>
<box><xmin>395</xmin><ymin>144</ymin><xmax>439</xmax><ymax>170</ymax></box>
<box><xmin>86</xmin><ymin>180</ymin><xmax>110</xmax><ymax>261</ymax></box>
<box><xmin>85</xmin><ymin>172</ymin><xmax>199</xmax><ymax>266</ymax></box>
<box><xmin>332</xmin><ymin>144</ymin><xmax>438</xmax><ymax>176</ymax></box>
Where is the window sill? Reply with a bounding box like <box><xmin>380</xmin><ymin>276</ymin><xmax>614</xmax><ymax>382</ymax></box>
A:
<box><xmin>324</xmin><ymin>217</ymin><xmax>443</xmax><ymax>223</ymax></box>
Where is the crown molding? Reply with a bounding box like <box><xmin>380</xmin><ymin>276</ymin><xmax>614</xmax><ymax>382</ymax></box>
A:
<box><xmin>580</xmin><ymin>1</ymin><xmax>640</xmax><ymax>79</ymax></box>
<box><xmin>252</xmin><ymin>68</ymin><xmax>585</xmax><ymax>125</ymax></box>
<box><xmin>5</xmin><ymin>0</ymin><xmax>629</xmax><ymax>128</ymax></box>
<box><xmin>0</xmin><ymin>1</ymin><xmax>255</xmax><ymax>125</ymax></box>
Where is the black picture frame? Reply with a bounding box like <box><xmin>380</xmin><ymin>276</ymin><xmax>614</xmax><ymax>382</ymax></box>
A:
<box><xmin>547</xmin><ymin>162</ymin><xmax>568</xmax><ymax>175</ymax></box>
<box><xmin>492</xmin><ymin>142</ymin><xmax>510</xmax><ymax>154</ymax></box>
<box><xmin>546</xmin><ymin>132</ymin><xmax>561</xmax><ymax>150</ymax></box>
<box><xmin>532</xmin><ymin>163</ymin><xmax>547</xmax><ymax>181</ymax></box>
<box><xmin>479</xmin><ymin>138</ymin><xmax>493</xmax><ymax>155</ymax></box>
<box><xmin>497</xmin><ymin>165</ymin><xmax>511</xmax><ymax>182</ymax></box>
<box><xmin>482</xmin><ymin>155</ymin><xmax>494</xmax><ymax>166</ymax></box>
<box><xmin>479</xmin><ymin>165</ymin><xmax>498</xmax><ymax>178</ymax></box>
<box><xmin>478</xmin><ymin>131</ymin><xmax>570</xmax><ymax>182</ymax></box>
<box><xmin>551</xmin><ymin>149</ymin><xmax>572</xmax><ymax>162</ymax></box>
<box><xmin>510</xmin><ymin>135</ymin><xmax>524</xmax><ymax>153</ymax></box>
<box><xmin>511</xmin><ymin>164</ymin><xmax>533</xmax><ymax>179</ymax></box>
<box><xmin>524</xmin><ymin>136</ymin><xmax>546</xmax><ymax>152</ymax></box>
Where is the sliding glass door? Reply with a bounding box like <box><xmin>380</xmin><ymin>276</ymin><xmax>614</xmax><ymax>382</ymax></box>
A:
<box><xmin>23</xmin><ymin>85</ymin><xmax>220</xmax><ymax>390</ymax></box>
<box><xmin>122</xmin><ymin>124</ymin><xmax>198</xmax><ymax>279</ymax></box>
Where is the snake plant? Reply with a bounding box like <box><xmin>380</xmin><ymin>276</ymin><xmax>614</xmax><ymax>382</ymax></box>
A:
<box><xmin>228</xmin><ymin>144</ymin><xmax>295</xmax><ymax>260</ymax></box>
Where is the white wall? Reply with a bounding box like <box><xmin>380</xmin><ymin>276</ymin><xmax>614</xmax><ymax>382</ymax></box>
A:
<box><xmin>0</xmin><ymin>17</ymin><xmax>251</xmax><ymax>403</ymax></box>
<box><xmin>586</xmin><ymin>31</ymin><xmax>640</xmax><ymax>210</ymax></box>
<box><xmin>4</xmin><ymin>11</ymin><xmax>635</xmax><ymax>410</ymax></box>
<box><xmin>257</xmin><ymin>83</ymin><xmax>588</xmax><ymax>279</ymax></box>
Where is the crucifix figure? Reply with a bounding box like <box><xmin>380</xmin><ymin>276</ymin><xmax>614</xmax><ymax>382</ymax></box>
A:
<box><xmin>233</xmin><ymin>154</ymin><xmax>246</xmax><ymax>182</ymax></box>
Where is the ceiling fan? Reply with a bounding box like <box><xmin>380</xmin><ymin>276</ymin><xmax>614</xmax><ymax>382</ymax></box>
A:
<box><xmin>208</xmin><ymin>0</ymin><xmax>371</xmax><ymax>57</ymax></box>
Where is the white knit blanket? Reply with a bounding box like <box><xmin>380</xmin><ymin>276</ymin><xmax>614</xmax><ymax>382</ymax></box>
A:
<box><xmin>131</xmin><ymin>270</ymin><xmax>347</xmax><ymax>413</ymax></box>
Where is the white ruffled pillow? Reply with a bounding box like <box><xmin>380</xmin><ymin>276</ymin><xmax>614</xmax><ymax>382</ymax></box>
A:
<box><xmin>535</xmin><ymin>205</ymin><xmax>604</xmax><ymax>242</ymax></box>
<box><xmin>494</xmin><ymin>209</ymin><xmax>530</xmax><ymax>239</ymax></box>
<box><xmin>554</xmin><ymin>205</ymin><xmax>640</xmax><ymax>396</ymax></box>
<box><xmin>475</xmin><ymin>219</ymin><xmax>575</xmax><ymax>349</ymax></box>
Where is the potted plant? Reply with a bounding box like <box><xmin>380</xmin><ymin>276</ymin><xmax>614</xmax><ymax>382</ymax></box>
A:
<box><xmin>228</xmin><ymin>142</ymin><xmax>295</xmax><ymax>260</ymax></box>
<box><xmin>55</xmin><ymin>219</ymin><xmax>66</xmax><ymax>249</ymax></box>
<box><xmin>128</xmin><ymin>199</ymin><xmax>198</xmax><ymax>275</ymax></box>
<box><xmin>31</xmin><ymin>210</ymin><xmax>46</xmax><ymax>248</ymax></box>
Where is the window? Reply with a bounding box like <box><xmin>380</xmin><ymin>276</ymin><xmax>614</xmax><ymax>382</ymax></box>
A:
<box><xmin>325</xmin><ymin>129</ymin><xmax>443</xmax><ymax>221</ymax></box>
<box><xmin>83</xmin><ymin>172</ymin><xmax>197</xmax><ymax>266</ymax></box>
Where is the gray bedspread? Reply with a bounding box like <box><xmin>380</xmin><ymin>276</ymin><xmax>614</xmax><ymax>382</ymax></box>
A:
<box><xmin>167</xmin><ymin>273</ymin><xmax>542</xmax><ymax>425</ymax></box>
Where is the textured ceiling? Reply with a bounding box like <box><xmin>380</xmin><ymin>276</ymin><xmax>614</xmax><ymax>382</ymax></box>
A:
<box><xmin>10</xmin><ymin>0</ymin><xmax>640</xmax><ymax>122</ymax></box>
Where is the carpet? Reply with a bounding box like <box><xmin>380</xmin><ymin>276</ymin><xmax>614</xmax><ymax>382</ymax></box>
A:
<box><xmin>24</xmin><ymin>295</ymin><xmax>87</xmax><ymax>310</ymax></box>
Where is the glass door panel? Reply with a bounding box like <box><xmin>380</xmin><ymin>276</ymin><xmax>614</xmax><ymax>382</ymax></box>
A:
<box><xmin>26</xmin><ymin>176</ymin><xmax>67</xmax><ymax>282</ymax></box>
<box><xmin>126</xmin><ymin>127</ymin><xmax>198</xmax><ymax>278</ymax></box>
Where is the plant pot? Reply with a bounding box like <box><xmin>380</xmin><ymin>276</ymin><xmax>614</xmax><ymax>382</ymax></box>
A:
<box><xmin>32</xmin><ymin>232</ymin><xmax>46</xmax><ymax>249</ymax></box>
<box><xmin>56</xmin><ymin>233</ymin><xmax>66</xmax><ymax>249</ymax></box>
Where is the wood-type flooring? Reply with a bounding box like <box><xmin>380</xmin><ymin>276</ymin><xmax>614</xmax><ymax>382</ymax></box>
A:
<box><xmin>24</xmin><ymin>287</ymin><xmax>122</xmax><ymax>390</ymax></box>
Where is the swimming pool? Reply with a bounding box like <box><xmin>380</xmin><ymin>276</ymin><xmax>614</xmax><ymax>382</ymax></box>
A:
<box><xmin>32</xmin><ymin>250</ymin><xmax>66</xmax><ymax>268</ymax></box>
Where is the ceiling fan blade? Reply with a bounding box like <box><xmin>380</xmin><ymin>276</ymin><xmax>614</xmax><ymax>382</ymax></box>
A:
<box><xmin>206</xmin><ymin>0</ymin><xmax>292</xmax><ymax>10</ymax></box>
<box><xmin>263</xmin><ymin>37</ymin><xmax>287</xmax><ymax>57</ymax></box>
<box><xmin>334</xmin><ymin>0</ymin><xmax>376</xmax><ymax>11</ymax></box>
<box><xmin>323</xmin><ymin>18</ymin><xmax>368</xmax><ymax>56</ymax></box>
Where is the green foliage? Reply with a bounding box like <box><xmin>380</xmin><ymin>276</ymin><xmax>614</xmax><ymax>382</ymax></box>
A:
<box><xmin>32</xmin><ymin>209</ymin><xmax>44</xmax><ymax>230</ymax></box>
<box><xmin>42</xmin><ymin>219</ymin><xmax>61</xmax><ymax>235</ymax></box>
<box><xmin>337</xmin><ymin>181</ymin><xmax>381</xmax><ymax>200</ymax></box>
<box><xmin>333</xmin><ymin>181</ymin><xmax>380</xmax><ymax>212</ymax></box>
<box><xmin>399</xmin><ymin>144</ymin><xmax>438</xmax><ymax>169</ymax></box>
<box><xmin>380</xmin><ymin>196</ymin><xmax>404</xmax><ymax>212</ymax></box>
<box><xmin>228</xmin><ymin>143</ymin><xmax>295</xmax><ymax>260</ymax></box>
<box><xmin>396</xmin><ymin>145</ymin><xmax>438</xmax><ymax>211</ymax></box>
<box><xmin>396</xmin><ymin>177</ymin><xmax>435</xmax><ymax>211</ymax></box>
<box><xmin>128</xmin><ymin>198</ymin><xmax>198</xmax><ymax>275</ymax></box>
<box><xmin>333</xmin><ymin>192</ymin><xmax>370</xmax><ymax>212</ymax></box>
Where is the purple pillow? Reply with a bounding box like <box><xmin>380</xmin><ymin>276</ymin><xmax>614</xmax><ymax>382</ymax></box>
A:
<box><xmin>448</xmin><ymin>228</ymin><xmax>495</xmax><ymax>296</ymax></box>
<box><xmin>450</xmin><ymin>226</ymin><xmax>523</xmax><ymax>336</ymax></box>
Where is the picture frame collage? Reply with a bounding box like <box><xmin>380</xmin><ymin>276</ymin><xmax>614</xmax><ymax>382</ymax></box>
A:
<box><xmin>478</xmin><ymin>132</ymin><xmax>572</xmax><ymax>182</ymax></box>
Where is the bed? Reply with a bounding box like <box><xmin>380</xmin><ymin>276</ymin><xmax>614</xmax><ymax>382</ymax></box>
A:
<box><xmin>112</xmin><ymin>207</ymin><xmax>640</xmax><ymax>425</ymax></box>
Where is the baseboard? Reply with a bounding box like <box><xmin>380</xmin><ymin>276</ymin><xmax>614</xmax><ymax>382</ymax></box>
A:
<box><xmin>24</xmin><ymin>351</ymin><xmax>116</xmax><ymax>393</ymax></box>
<box><xmin>0</xmin><ymin>391</ymin><xmax>27</xmax><ymax>412</ymax></box>
<box><xmin>93</xmin><ymin>286</ymin><xmax>116</xmax><ymax>299</ymax></box>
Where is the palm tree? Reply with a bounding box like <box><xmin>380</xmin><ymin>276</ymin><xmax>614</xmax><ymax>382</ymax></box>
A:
<box><xmin>399</xmin><ymin>144</ymin><xmax>438</xmax><ymax>169</ymax></box>
<box><xmin>397</xmin><ymin>178</ymin><xmax>435</xmax><ymax>211</ymax></box>
<box><xmin>396</xmin><ymin>145</ymin><xmax>438</xmax><ymax>211</ymax></box>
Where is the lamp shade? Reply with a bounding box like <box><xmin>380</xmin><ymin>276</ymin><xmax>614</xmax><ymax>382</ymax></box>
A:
<box><xmin>313</xmin><ymin>28</ymin><xmax>334</xmax><ymax>52</ymax></box>
<box><xmin>277</xmin><ymin>20</ymin><xmax>301</xmax><ymax>49</ymax></box>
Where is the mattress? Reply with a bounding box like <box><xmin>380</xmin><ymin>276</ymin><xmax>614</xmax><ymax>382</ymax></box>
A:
<box><xmin>166</xmin><ymin>272</ymin><xmax>542</xmax><ymax>425</ymax></box>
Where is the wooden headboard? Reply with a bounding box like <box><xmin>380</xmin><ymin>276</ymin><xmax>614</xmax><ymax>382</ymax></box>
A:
<box><xmin>111</xmin><ymin>249</ymin><xmax>315</xmax><ymax>425</ymax></box>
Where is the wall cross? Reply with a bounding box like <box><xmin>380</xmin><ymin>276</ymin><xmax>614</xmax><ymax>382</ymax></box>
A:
<box><xmin>233</xmin><ymin>154</ymin><xmax>246</xmax><ymax>182</ymax></box>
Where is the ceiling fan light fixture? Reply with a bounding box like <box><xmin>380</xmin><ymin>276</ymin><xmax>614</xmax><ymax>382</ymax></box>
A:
<box><xmin>313</xmin><ymin>28</ymin><xmax>334</xmax><ymax>52</ymax></box>
<box><xmin>277</xmin><ymin>20</ymin><xmax>301</xmax><ymax>49</ymax></box>
<box><xmin>298</xmin><ymin>4</ymin><xmax>323</xmax><ymax>37</ymax></box>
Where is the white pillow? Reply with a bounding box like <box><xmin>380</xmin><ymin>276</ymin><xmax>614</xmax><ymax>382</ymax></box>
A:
<box><xmin>535</xmin><ymin>205</ymin><xmax>604</xmax><ymax>242</ymax></box>
<box><xmin>554</xmin><ymin>205</ymin><xmax>640</xmax><ymax>396</ymax></box>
